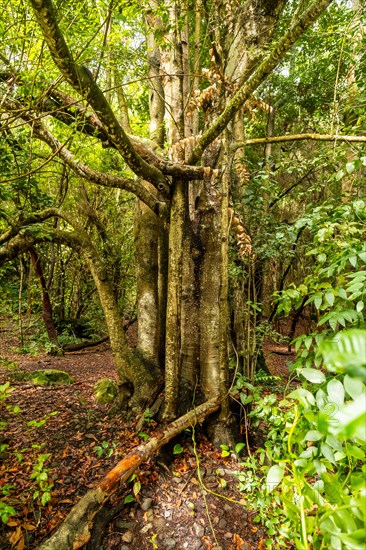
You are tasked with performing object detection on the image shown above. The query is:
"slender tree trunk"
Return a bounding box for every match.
[29,247,62,355]
[135,191,160,368]
[83,246,158,409]
[178,214,201,410]
[162,178,185,420]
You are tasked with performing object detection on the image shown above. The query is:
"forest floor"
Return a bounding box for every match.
[0,322,295,550]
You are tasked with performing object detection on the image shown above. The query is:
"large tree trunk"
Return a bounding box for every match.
[162,178,185,420]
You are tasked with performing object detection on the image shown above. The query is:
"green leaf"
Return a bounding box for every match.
[327,379,345,406]
[300,446,318,459]
[124,494,135,504]
[288,388,315,408]
[266,465,285,492]
[337,288,348,300]
[330,395,366,441]
[304,336,313,350]
[299,368,326,384]
[356,301,364,313]
[133,481,141,496]
[41,491,51,506]
[325,292,335,306]
[319,330,366,380]
[314,295,322,310]
[320,442,336,464]
[346,444,365,460]
[235,443,245,454]
[325,435,343,453]
[304,430,323,442]
[173,444,184,455]
[344,375,365,400]
[346,161,355,175]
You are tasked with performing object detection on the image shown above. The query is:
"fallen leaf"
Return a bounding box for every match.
[8,526,22,545]
[22,522,36,530]
[7,519,21,527]
[233,533,245,549]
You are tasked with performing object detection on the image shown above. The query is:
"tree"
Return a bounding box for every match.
[1,0,365,441]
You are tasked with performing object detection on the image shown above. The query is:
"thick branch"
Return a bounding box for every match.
[42,92,209,180]
[3,98,162,215]
[36,397,221,550]
[0,208,69,245]
[232,133,366,149]
[0,228,84,266]
[188,0,334,164]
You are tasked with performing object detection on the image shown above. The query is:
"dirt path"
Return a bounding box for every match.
[0,327,289,549]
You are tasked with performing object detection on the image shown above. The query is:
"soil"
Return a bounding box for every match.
[0,323,294,550]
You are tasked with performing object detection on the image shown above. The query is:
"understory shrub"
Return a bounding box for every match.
[236,329,366,549]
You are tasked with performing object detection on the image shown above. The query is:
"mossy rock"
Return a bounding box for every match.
[28,369,74,385]
[30,369,73,385]
[94,378,118,404]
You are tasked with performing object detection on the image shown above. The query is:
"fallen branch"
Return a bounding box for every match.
[62,336,109,352]
[62,319,136,352]
[36,396,221,550]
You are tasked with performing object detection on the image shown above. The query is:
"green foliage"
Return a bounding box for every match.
[30,454,53,505]
[0,502,17,525]
[0,358,18,371]
[93,440,118,458]
[237,329,366,549]
[29,369,73,386]
[274,200,366,371]
[173,444,184,455]
[94,378,118,404]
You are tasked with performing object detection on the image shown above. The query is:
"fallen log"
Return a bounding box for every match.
[62,335,109,352]
[62,318,137,352]
[37,396,221,550]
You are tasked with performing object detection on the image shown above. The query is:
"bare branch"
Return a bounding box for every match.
[232,133,366,150]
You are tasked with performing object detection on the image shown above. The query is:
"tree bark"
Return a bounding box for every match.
[162,178,185,420]
[29,247,62,355]
[135,192,160,368]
